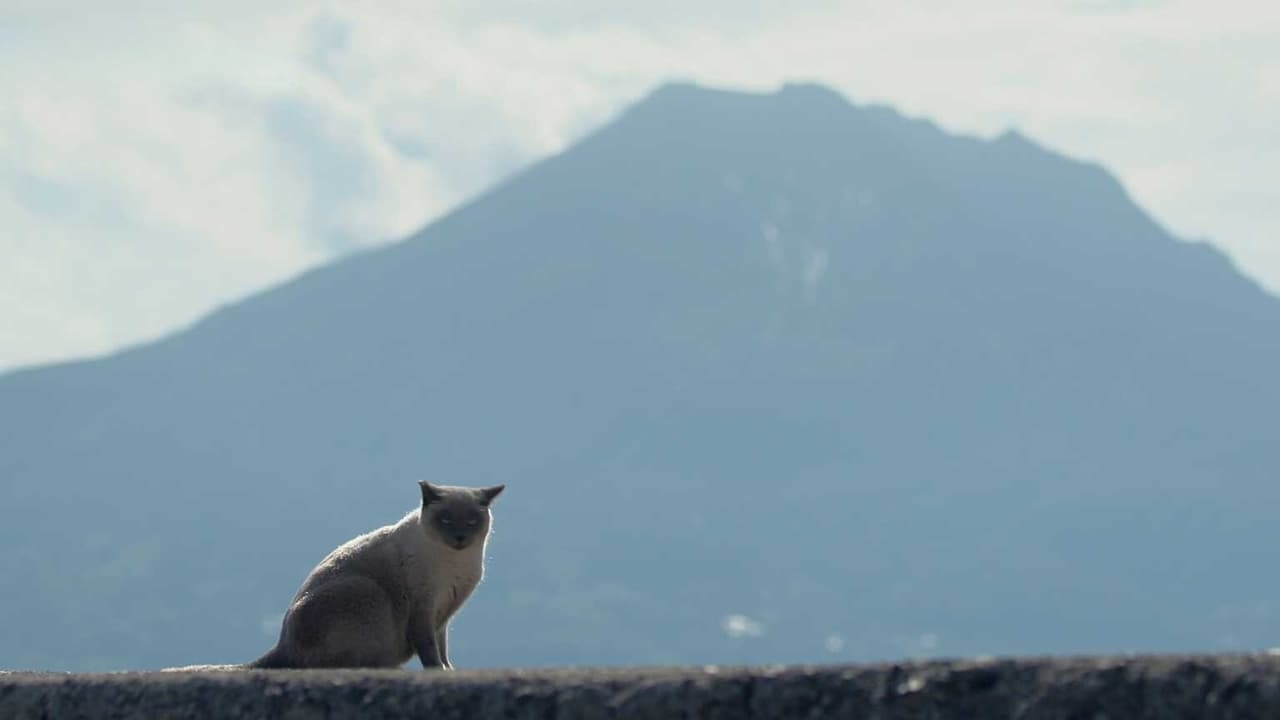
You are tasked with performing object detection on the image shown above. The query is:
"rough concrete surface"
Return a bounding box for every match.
[4,654,1280,719]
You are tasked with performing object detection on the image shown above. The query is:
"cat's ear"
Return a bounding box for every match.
[419,481,443,506]
[477,485,505,507]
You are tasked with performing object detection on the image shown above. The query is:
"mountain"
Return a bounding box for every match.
[2,83,1279,671]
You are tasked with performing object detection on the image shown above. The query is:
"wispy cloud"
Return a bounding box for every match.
[1,1,1276,370]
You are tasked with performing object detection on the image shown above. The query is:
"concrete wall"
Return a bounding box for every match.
[4,655,1280,719]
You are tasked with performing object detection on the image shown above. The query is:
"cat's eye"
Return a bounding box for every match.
[440,517,453,526]
[467,517,478,527]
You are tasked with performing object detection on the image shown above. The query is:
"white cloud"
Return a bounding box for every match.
[1,0,1276,371]
[824,633,845,653]
[722,613,765,638]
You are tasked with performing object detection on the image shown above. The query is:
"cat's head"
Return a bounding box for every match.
[418,481,505,550]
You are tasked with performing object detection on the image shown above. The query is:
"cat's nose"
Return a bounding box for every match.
[453,534,467,546]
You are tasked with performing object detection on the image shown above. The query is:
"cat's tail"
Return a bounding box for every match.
[159,663,247,672]
[161,646,289,671]
[243,646,291,669]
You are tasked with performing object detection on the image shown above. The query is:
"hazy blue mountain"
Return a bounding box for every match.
[2,83,1279,671]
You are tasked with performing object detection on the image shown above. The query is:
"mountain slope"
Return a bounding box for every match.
[3,82,1279,670]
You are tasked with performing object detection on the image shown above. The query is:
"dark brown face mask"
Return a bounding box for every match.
[419,481,505,549]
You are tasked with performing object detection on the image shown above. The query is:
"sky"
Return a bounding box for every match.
[1,0,1277,372]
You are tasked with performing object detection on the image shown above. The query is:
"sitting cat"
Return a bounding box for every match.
[166,481,504,671]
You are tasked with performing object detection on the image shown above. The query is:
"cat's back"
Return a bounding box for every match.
[298,521,405,592]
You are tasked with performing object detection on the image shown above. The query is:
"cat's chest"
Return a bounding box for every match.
[414,550,481,605]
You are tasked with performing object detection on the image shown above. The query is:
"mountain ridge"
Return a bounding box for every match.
[2,81,1278,671]
[3,81,1263,383]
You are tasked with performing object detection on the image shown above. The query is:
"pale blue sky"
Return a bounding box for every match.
[1,0,1276,371]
